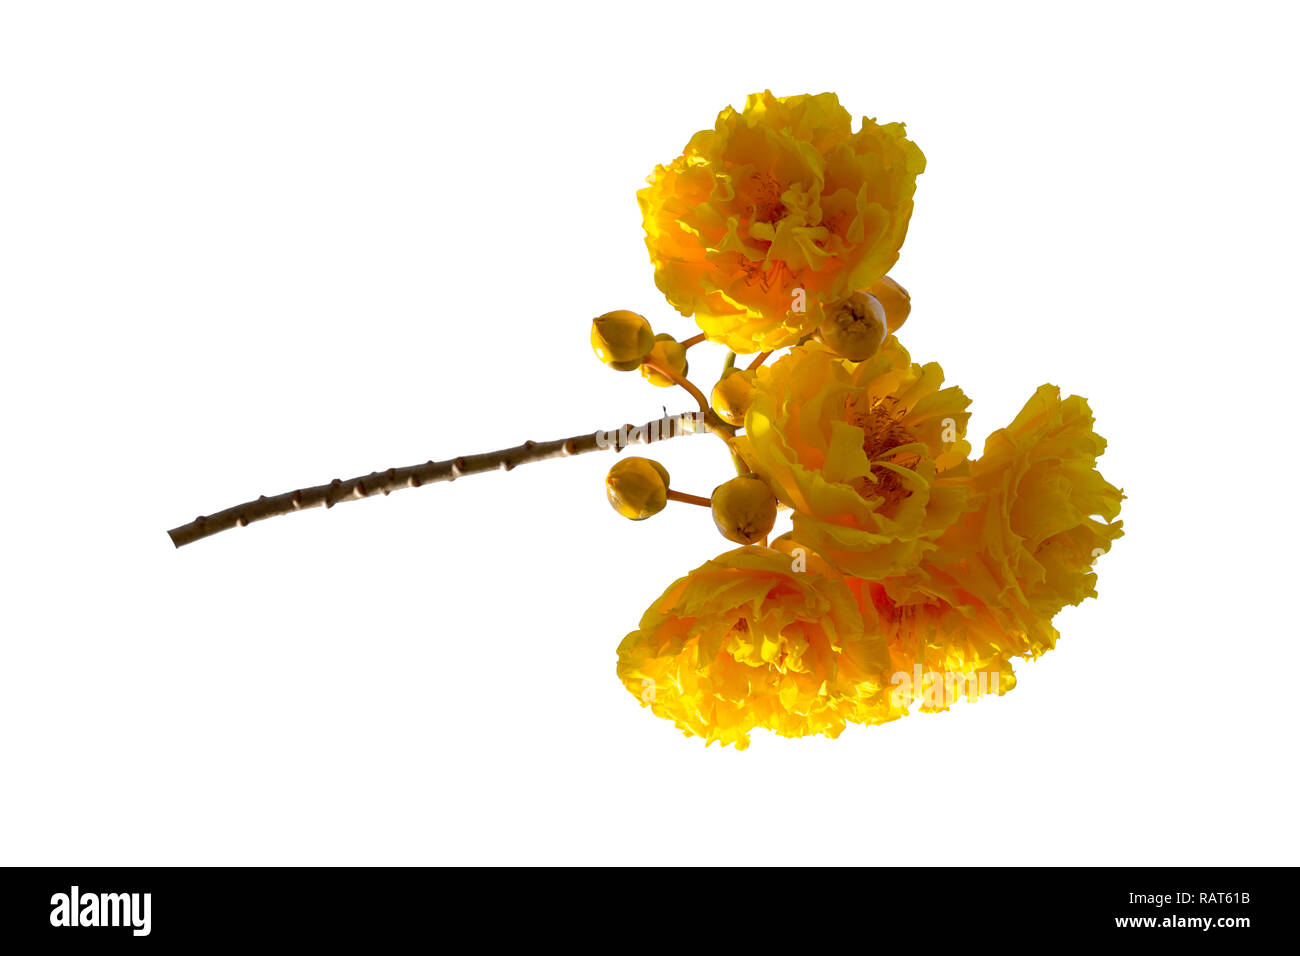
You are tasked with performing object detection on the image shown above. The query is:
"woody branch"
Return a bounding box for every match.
[167,410,708,548]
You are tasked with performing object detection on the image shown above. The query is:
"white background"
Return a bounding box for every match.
[2,1,1297,865]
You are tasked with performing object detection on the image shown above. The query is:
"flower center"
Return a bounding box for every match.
[738,258,789,292]
[747,172,786,224]
[845,395,922,510]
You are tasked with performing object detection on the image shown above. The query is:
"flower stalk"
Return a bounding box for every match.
[665,489,711,507]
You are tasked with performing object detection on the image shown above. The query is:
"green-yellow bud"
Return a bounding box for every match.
[817,292,887,362]
[591,310,654,371]
[640,333,689,387]
[710,475,777,544]
[605,457,670,520]
[711,367,756,427]
[866,276,911,333]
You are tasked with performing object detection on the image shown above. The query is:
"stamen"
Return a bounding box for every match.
[748,172,786,224]
[845,395,922,510]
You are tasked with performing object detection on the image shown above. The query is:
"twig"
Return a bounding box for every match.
[641,358,751,476]
[167,410,705,548]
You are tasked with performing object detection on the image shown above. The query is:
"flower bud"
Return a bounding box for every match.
[711,475,777,544]
[817,292,887,361]
[641,333,689,387]
[591,310,654,371]
[866,276,911,332]
[711,368,756,427]
[605,457,670,520]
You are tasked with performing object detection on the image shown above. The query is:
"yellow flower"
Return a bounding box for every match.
[881,385,1124,670]
[974,385,1124,619]
[638,91,925,353]
[740,340,973,579]
[849,578,1018,713]
[616,547,895,749]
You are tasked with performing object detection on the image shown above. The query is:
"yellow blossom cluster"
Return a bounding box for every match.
[610,92,1122,747]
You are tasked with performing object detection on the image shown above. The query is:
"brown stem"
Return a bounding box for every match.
[666,489,711,507]
[167,410,706,548]
[680,332,707,349]
[746,351,773,371]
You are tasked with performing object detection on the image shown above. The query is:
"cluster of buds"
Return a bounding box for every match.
[591,309,781,547]
[591,280,908,546]
[590,310,688,386]
[603,459,778,543]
